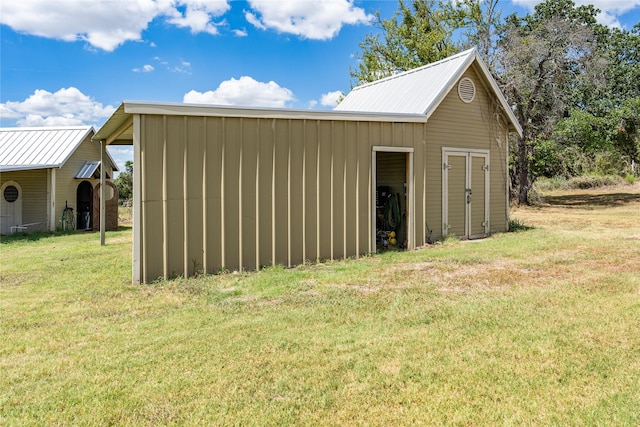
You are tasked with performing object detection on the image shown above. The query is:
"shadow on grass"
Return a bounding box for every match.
[0,226,132,244]
[542,192,640,207]
[0,230,79,244]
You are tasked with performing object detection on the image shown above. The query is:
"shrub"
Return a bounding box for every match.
[508,218,533,232]
[535,176,569,192]
[624,174,637,184]
[566,174,623,189]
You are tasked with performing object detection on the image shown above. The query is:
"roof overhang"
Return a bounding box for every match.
[0,164,60,173]
[94,101,430,146]
[75,160,112,179]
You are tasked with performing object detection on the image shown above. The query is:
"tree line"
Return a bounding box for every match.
[350,0,639,204]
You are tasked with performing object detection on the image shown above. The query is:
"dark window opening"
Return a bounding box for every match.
[4,185,18,203]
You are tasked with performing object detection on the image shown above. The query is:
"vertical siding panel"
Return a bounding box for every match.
[357,122,372,254]
[345,121,358,258]
[332,121,345,259]
[186,116,205,276]
[241,118,258,271]
[254,119,261,269]
[238,119,243,270]
[183,117,189,276]
[289,119,304,266]
[258,119,274,267]
[205,117,223,273]
[165,116,186,278]
[201,117,208,273]
[317,121,332,261]
[304,120,318,262]
[410,123,424,246]
[220,118,226,269]
[271,119,276,266]
[273,119,289,266]
[141,116,163,282]
[223,118,241,271]
[422,124,429,243]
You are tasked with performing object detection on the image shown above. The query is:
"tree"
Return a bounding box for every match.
[350,0,463,85]
[115,160,133,202]
[495,0,605,203]
[541,23,640,179]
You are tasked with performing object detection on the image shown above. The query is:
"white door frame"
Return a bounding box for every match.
[371,146,414,252]
[442,147,490,239]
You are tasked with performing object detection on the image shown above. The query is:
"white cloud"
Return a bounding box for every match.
[233,28,249,37]
[169,60,192,74]
[245,0,374,40]
[133,64,155,73]
[319,90,343,107]
[0,0,230,51]
[184,76,294,108]
[510,0,640,28]
[0,87,116,127]
[164,0,230,35]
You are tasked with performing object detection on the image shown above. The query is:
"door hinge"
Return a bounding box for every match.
[482,221,489,228]
[482,164,489,171]
[443,163,452,170]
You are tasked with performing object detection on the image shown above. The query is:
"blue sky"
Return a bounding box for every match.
[1,0,639,171]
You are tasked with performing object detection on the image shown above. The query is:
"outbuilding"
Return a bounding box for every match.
[95,48,521,283]
[0,126,119,234]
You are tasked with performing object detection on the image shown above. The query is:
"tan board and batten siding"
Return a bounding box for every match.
[95,48,521,284]
[136,114,427,282]
[425,67,510,236]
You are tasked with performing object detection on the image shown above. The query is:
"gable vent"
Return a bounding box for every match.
[458,77,476,103]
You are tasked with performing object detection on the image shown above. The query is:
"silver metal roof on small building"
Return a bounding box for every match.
[0,126,118,172]
[75,161,103,179]
[336,48,522,136]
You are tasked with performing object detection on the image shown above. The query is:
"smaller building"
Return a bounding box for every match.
[0,126,119,235]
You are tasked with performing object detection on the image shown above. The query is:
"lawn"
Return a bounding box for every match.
[1,185,639,425]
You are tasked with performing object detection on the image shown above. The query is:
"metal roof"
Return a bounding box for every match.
[336,48,522,136]
[75,161,102,179]
[0,126,118,172]
[94,101,430,145]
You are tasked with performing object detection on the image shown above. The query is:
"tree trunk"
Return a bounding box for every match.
[516,135,530,205]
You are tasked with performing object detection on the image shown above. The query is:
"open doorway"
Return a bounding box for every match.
[373,149,412,251]
[76,181,93,230]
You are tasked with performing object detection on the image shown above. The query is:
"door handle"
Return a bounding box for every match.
[466,188,472,204]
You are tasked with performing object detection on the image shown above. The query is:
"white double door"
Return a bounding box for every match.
[442,149,489,239]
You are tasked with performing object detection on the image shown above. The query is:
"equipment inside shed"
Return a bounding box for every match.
[376,152,407,251]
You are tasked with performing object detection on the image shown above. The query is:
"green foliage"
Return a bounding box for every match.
[535,176,569,192]
[352,0,639,203]
[508,218,533,232]
[566,174,623,189]
[350,0,471,85]
[114,160,133,203]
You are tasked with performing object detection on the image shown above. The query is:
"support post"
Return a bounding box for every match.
[100,140,106,246]
[49,168,57,231]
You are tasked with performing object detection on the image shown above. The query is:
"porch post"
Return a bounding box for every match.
[100,140,106,246]
[49,168,57,231]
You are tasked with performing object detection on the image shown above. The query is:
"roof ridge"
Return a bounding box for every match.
[0,125,93,132]
[352,48,477,91]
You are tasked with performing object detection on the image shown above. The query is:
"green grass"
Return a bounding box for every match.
[1,189,640,425]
